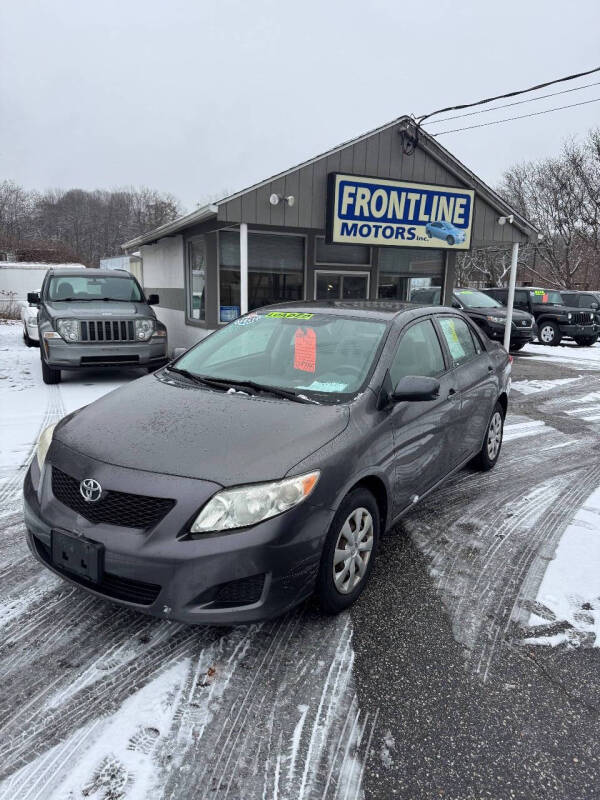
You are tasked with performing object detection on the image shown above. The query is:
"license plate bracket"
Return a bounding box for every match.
[51,530,104,583]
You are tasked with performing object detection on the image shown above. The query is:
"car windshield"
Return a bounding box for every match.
[454,289,502,308]
[410,288,441,304]
[530,289,564,305]
[47,275,142,302]
[173,310,388,402]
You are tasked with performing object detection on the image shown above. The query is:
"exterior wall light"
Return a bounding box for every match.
[269,194,295,207]
[498,215,514,225]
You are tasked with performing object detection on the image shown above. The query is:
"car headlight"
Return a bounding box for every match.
[135,319,155,341]
[36,423,56,469]
[190,470,320,534]
[27,315,38,326]
[56,319,81,342]
[486,315,506,324]
[567,313,572,320]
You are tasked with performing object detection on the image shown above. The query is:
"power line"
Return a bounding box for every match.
[431,97,600,136]
[417,66,600,124]
[422,80,600,126]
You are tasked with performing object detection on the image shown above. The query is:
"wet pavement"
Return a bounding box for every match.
[1,323,600,799]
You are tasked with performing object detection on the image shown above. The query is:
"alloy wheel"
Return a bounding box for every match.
[332,507,374,594]
[487,411,503,460]
[540,325,555,343]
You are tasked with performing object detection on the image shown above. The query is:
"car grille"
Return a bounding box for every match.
[32,536,161,605]
[571,312,593,325]
[51,466,175,529]
[512,319,532,328]
[80,319,136,342]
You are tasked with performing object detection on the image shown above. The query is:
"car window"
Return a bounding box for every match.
[390,319,446,386]
[438,317,478,367]
[47,275,142,302]
[514,290,528,305]
[578,295,596,309]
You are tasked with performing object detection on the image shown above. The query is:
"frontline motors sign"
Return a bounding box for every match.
[326,173,475,250]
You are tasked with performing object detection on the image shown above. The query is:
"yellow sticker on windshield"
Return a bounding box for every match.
[266,312,314,319]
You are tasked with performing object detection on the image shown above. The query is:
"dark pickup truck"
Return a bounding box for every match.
[29,267,169,384]
[482,286,598,347]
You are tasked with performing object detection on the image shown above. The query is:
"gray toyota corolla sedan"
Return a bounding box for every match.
[24,301,511,624]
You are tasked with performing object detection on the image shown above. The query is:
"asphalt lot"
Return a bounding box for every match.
[1,320,600,800]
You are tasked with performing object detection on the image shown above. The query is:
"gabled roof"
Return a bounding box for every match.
[122,115,536,251]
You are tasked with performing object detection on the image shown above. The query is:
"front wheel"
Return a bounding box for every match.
[316,488,379,614]
[509,341,526,352]
[23,327,33,347]
[446,235,455,245]
[574,336,598,347]
[41,356,61,384]
[538,321,561,346]
[474,402,504,471]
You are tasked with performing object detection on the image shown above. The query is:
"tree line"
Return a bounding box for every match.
[0,183,182,266]
[458,126,600,290]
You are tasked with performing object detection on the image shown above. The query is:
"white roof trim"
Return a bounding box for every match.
[121,204,218,251]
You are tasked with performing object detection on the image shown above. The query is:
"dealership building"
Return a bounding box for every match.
[122,116,536,349]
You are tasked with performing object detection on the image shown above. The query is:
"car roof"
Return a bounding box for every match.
[46,268,133,278]
[257,299,446,321]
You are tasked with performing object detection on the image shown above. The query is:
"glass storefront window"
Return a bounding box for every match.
[315,237,371,266]
[219,231,304,321]
[377,247,444,302]
[188,238,206,321]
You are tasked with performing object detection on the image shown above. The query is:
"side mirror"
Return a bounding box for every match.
[391,376,440,402]
[591,302,599,311]
[147,294,159,305]
[27,292,40,305]
[172,347,187,360]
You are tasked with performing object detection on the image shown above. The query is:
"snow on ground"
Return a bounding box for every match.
[511,377,579,395]
[522,483,600,648]
[520,340,600,370]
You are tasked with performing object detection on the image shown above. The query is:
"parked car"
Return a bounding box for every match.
[24,301,511,625]
[20,300,39,346]
[560,291,600,341]
[410,286,536,351]
[28,268,169,384]
[425,220,466,245]
[482,286,598,346]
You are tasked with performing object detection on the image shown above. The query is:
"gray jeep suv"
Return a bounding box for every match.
[29,268,168,384]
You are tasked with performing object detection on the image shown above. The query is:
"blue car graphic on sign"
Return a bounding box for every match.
[425,220,466,245]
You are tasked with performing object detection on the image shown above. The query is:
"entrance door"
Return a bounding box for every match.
[315,271,369,301]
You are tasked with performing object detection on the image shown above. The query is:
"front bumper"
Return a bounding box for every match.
[560,323,598,338]
[42,337,168,369]
[25,322,40,341]
[23,443,330,625]
[483,322,535,345]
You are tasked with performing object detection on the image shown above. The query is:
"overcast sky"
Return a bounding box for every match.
[1,0,599,212]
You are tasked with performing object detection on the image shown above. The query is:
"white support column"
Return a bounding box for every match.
[503,241,519,352]
[240,223,248,316]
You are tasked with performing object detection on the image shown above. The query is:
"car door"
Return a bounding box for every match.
[436,315,497,461]
[386,317,458,515]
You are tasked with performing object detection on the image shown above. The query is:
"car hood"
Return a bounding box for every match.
[54,373,350,486]
[44,300,152,319]
[467,307,532,321]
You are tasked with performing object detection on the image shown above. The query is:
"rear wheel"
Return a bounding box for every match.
[538,321,561,346]
[41,356,61,384]
[474,402,504,471]
[316,488,379,614]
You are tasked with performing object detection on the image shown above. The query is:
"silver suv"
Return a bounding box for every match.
[28,268,168,384]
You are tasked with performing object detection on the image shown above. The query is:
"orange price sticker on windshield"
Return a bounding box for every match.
[294,327,316,372]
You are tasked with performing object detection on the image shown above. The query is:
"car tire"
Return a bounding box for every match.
[509,342,526,351]
[41,356,61,384]
[316,488,380,614]
[474,402,504,471]
[574,336,598,347]
[446,235,455,245]
[538,320,561,346]
[23,327,33,347]
[427,230,432,238]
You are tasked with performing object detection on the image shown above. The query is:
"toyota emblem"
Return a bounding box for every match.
[79,478,102,503]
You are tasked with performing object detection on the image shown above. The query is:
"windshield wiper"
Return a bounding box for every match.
[100,297,132,302]
[166,367,313,403]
